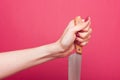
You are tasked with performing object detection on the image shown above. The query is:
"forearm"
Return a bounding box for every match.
[0,42,63,79]
[0,16,92,80]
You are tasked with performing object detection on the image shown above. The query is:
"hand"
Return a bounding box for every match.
[0,16,92,79]
[55,16,92,57]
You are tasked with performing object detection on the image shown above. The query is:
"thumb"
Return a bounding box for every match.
[74,16,83,25]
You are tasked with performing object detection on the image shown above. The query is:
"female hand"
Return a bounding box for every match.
[55,16,92,57]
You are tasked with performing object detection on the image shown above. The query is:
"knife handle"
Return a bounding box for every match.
[74,16,82,55]
[75,44,82,55]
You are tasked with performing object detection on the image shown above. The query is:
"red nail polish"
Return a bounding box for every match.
[85,16,90,22]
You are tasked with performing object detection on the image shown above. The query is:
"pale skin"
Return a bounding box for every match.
[0,16,92,79]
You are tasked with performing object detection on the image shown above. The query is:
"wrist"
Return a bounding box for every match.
[53,41,65,53]
[45,41,67,58]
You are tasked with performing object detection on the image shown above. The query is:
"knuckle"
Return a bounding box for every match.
[80,33,88,39]
[80,42,88,46]
[77,37,84,42]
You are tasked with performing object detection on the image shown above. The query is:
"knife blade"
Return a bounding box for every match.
[68,16,83,80]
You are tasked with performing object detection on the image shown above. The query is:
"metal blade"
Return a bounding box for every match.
[68,53,82,80]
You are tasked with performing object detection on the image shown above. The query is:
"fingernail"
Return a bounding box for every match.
[85,16,90,22]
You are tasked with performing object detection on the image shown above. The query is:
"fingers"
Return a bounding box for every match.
[80,41,88,46]
[74,39,89,47]
[79,28,92,39]
[74,16,92,47]
[75,34,91,47]
[63,16,92,47]
[73,17,91,33]
[81,17,91,29]
[75,27,92,46]
[82,21,91,32]
[76,35,91,42]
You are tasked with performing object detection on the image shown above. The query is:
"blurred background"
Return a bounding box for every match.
[0,0,120,80]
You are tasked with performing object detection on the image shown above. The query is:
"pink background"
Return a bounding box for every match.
[0,0,120,80]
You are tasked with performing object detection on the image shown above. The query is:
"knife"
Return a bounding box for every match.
[68,16,83,80]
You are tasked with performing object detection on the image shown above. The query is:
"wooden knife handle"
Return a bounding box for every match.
[74,16,82,55]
